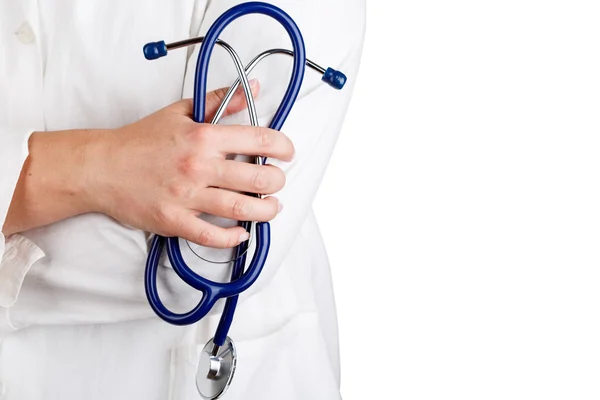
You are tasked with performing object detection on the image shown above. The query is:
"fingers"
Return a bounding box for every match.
[210,160,285,195]
[176,190,280,248]
[199,189,281,223]
[208,125,295,162]
[170,80,260,121]
[177,211,250,249]
[205,79,260,122]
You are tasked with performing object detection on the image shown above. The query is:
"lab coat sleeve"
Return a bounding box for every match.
[0,128,45,329]
[180,0,365,300]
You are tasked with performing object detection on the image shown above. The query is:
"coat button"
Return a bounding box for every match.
[14,21,36,45]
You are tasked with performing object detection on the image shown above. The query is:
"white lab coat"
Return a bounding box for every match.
[0,1,364,399]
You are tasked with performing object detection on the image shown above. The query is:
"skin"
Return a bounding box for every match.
[2,80,295,248]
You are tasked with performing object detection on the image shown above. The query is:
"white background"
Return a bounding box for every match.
[314,1,600,399]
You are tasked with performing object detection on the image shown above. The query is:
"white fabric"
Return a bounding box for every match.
[0,1,364,399]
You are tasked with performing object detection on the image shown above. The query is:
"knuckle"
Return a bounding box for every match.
[255,127,273,149]
[189,124,214,146]
[231,199,250,220]
[168,214,185,236]
[207,89,228,114]
[214,88,228,101]
[195,229,215,246]
[177,155,204,177]
[168,184,193,200]
[153,205,175,227]
[225,234,239,249]
[252,169,269,192]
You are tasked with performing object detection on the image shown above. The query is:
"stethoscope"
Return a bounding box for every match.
[142,2,346,398]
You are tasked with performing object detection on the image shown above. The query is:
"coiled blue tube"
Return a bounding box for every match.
[145,2,307,335]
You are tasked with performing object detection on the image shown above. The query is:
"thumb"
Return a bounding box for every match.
[204,79,260,122]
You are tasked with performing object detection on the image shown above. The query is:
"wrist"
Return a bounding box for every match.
[3,129,116,235]
[28,129,111,216]
[76,128,116,214]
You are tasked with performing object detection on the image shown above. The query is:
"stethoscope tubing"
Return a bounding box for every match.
[144,2,307,338]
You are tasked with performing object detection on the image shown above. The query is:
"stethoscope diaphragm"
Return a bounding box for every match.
[196,336,237,400]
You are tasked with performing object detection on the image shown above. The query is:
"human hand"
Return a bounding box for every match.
[88,81,294,248]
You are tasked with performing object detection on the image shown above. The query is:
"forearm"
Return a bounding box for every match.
[2,129,105,236]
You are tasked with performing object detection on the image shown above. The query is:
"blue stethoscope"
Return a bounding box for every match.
[143,2,346,398]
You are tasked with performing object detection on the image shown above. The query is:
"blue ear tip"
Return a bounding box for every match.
[143,41,167,60]
[322,67,347,90]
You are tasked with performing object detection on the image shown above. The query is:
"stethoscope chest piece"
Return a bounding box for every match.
[196,337,237,400]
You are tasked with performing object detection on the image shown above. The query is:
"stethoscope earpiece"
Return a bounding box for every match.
[142,40,167,60]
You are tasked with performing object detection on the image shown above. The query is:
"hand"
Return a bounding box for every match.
[88,81,294,248]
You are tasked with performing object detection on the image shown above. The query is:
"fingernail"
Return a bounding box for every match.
[278,201,284,214]
[239,232,250,243]
[250,78,259,89]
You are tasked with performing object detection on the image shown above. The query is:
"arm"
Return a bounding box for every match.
[0,86,292,331]
[3,87,288,247]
